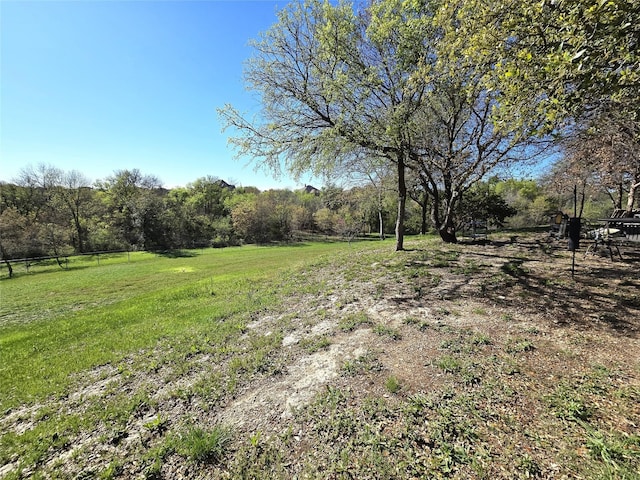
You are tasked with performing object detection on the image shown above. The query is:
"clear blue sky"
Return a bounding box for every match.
[1,0,319,190]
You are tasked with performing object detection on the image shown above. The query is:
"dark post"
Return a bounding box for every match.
[569,185,580,278]
[568,217,581,251]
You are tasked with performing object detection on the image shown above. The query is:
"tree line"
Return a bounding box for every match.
[1,160,625,275]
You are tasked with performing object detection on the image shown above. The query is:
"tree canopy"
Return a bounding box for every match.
[219,0,547,245]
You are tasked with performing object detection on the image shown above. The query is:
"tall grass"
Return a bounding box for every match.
[0,243,353,412]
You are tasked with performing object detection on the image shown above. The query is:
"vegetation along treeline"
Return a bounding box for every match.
[0,160,630,268]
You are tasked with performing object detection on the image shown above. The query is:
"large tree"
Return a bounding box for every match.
[97,169,164,249]
[219,0,433,250]
[220,0,546,245]
[408,76,542,242]
[56,170,93,253]
[554,107,640,215]
[404,0,550,242]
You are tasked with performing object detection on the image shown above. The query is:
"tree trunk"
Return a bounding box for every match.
[378,209,385,240]
[73,216,84,253]
[395,155,406,251]
[420,193,428,235]
[438,229,457,243]
[438,222,458,243]
[624,180,640,216]
[1,244,13,278]
[616,183,624,210]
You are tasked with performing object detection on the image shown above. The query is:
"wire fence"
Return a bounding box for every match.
[0,249,134,278]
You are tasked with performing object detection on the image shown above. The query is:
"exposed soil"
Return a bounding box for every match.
[2,234,639,479]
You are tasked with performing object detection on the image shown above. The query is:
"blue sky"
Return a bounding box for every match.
[1,0,320,190]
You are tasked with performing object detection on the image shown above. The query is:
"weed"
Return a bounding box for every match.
[226,432,288,477]
[373,323,402,340]
[516,454,541,477]
[338,311,372,332]
[342,352,384,376]
[403,316,431,331]
[501,260,528,277]
[317,385,348,410]
[434,355,462,374]
[452,259,483,275]
[461,365,483,386]
[500,313,514,322]
[440,338,464,352]
[373,282,386,299]
[430,250,461,268]
[498,357,521,375]
[405,392,432,416]
[470,333,492,346]
[546,385,592,421]
[505,338,535,353]
[99,461,122,480]
[385,375,401,393]
[299,335,332,353]
[143,416,168,434]
[172,425,232,463]
[406,265,430,279]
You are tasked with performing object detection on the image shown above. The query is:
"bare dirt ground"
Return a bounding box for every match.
[2,233,639,479]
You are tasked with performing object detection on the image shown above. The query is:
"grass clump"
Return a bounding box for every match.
[338,311,372,332]
[385,375,401,394]
[403,316,431,331]
[505,338,535,354]
[299,335,332,353]
[373,323,402,340]
[342,352,384,376]
[434,355,463,374]
[171,425,232,463]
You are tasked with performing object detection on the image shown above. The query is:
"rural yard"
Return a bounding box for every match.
[1,234,639,479]
[3,0,638,478]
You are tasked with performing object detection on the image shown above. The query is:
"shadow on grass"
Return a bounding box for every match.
[393,238,640,338]
[481,256,639,337]
[153,250,199,258]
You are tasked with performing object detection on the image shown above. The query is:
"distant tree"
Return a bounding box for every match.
[0,208,29,276]
[13,164,60,222]
[335,155,395,240]
[556,109,639,216]
[495,178,559,227]
[230,190,296,243]
[12,164,72,259]
[97,169,163,249]
[313,207,336,235]
[406,170,431,235]
[56,170,93,253]
[457,181,517,231]
[187,176,232,218]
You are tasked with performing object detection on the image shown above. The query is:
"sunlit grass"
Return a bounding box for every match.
[0,243,354,412]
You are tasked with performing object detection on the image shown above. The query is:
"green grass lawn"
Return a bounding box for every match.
[0,242,356,412]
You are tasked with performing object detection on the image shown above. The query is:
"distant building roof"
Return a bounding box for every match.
[216,180,236,190]
[303,185,320,195]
